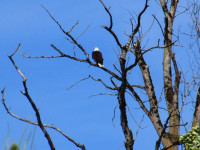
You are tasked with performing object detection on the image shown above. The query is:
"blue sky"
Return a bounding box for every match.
[0,0,196,150]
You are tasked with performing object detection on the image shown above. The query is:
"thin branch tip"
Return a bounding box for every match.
[9,43,21,57]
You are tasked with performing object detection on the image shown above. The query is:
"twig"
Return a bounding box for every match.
[134,115,145,141]
[130,85,145,90]
[127,104,145,129]
[126,83,149,116]
[68,21,79,34]
[89,75,117,90]
[112,102,119,128]
[142,40,181,55]
[66,76,90,90]
[89,92,117,98]
[113,64,122,75]
[158,88,164,103]
[110,77,119,90]
[179,75,200,112]
[76,22,93,40]
[152,14,164,36]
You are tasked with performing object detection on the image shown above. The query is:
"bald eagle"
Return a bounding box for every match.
[92,47,104,68]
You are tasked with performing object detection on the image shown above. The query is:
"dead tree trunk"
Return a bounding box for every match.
[159,0,180,149]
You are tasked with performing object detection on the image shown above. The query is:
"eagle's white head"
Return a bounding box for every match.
[94,47,99,51]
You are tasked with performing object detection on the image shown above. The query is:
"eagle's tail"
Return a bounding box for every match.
[98,63,104,68]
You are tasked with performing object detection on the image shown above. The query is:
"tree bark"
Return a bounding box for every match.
[118,48,134,150]
[159,1,180,149]
[193,87,200,127]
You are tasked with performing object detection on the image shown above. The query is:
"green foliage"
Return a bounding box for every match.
[179,126,200,150]
[10,143,19,150]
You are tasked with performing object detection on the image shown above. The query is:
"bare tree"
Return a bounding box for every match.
[2,0,200,150]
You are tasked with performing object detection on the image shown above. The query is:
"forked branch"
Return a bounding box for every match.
[99,0,123,49]
[1,89,86,150]
[126,0,149,48]
[99,0,113,29]
[41,5,89,60]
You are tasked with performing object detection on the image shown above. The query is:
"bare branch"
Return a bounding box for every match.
[113,64,122,75]
[155,112,172,150]
[102,25,123,49]
[130,85,145,90]
[99,0,123,49]
[134,115,145,141]
[158,88,164,103]
[152,14,164,36]
[126,104,145,130]
[126,57,138,71]
[51,44,90,63]
[99,0,113,29]
[8,44,55,150]
[52,45,122,81]
[66,75,118,91]
[126,83,149,115]
[110,77,119,90]
[126,0,149,48]
[41,5,89,60]
[112,102,119,128]
[1,89,86,150]
[68,21,79,34]
[89,75,117,90]
[10,43,21,57]
[66,76,90,90]
[89,92,117,98]
[76,22,93,40]
[142,40,182,55]
[20,43,122,82]
[9,43,26,80]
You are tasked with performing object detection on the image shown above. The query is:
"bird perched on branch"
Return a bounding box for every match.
[92,47,104,68]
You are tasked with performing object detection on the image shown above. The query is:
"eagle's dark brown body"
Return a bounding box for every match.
[92,48,104,67]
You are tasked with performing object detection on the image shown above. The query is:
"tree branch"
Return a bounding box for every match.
[152,14,164,36]
[89,75,117,90]
[1,89,86,150]
[155,112,172,150]
[126,0,149,48]
[99,0,113,29]
[126,83,149,116]
[133,40,164,139]
[41,5,89,60]
[8,44,56,150]
[51,44,122,81]
[99,0,123,49]
[102,26,123,49]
